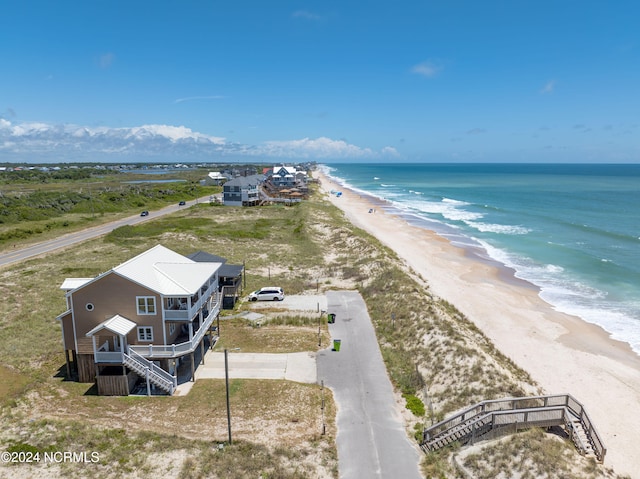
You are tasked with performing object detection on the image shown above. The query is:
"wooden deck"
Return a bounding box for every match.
[421,394,606,463]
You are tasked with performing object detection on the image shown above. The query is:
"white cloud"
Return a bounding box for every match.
[259,137,375,159]
[0,120,396,162]
[411,61,443,78]
[540,80,555,94]
[127,124,226,144]
[381,146,400,157]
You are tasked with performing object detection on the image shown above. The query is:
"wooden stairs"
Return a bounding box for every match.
[123,349,177,395]
[420,394,605,463]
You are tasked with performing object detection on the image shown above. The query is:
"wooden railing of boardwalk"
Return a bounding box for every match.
[420,394,606,463]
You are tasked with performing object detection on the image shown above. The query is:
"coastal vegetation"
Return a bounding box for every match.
[0,167,626,478]
[0,166,221,247]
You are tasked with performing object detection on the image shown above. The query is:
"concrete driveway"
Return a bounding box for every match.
[194,351,317,383]
[246,294,328,313]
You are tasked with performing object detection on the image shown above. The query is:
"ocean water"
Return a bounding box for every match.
[322,163,640,355]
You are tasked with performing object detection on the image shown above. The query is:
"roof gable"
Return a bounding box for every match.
[273,165,297,176]
[86,314,136,337]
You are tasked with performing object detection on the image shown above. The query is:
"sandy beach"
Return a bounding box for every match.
[317,170,640,478]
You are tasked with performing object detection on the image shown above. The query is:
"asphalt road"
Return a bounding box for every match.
[317,291,422,479]
[0,195,213,268]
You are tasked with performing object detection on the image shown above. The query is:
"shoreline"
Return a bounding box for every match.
[317,169,640,477]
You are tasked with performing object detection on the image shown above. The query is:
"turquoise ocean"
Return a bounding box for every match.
[322,163,640,355]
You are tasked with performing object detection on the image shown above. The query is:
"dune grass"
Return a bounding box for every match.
[0,173,624,478]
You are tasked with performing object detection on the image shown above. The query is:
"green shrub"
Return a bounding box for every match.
[403,393,426,417]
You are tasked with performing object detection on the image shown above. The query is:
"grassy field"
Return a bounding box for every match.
[0,167,222,250]
[0,169,627,479]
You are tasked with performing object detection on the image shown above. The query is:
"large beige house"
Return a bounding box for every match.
[57,245,222,396]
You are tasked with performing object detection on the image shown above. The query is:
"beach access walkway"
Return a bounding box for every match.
[317,291,422,479]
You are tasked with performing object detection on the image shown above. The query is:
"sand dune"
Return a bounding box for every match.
[318,169,640,478]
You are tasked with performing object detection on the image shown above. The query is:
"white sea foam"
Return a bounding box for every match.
[442,197,470,205]
[465,221,532,235]
[323,163,640,355]
[400,198,484,222]
[477,239,640,355]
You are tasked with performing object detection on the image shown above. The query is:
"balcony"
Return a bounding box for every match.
[162,282,216,321]
[129,295,221,359]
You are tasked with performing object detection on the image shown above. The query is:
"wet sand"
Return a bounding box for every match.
[318,169,640,477]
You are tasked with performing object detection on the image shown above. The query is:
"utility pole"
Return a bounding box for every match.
[225,349,232,444]
[224,347,240,444]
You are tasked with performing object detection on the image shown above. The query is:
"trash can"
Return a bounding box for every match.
[333,339,341,351]
[328,313,336,324]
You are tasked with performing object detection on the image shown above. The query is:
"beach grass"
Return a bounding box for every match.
[0,173,625,478]
[458,428,625,479]
[214,317,330,353]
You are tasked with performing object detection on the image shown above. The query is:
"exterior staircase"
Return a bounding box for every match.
[420,394,605,463]
[123,349,177,395]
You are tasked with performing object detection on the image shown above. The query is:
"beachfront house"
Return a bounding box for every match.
[269,165,309,188]
[222,174,264,206]
[57,245,222,396]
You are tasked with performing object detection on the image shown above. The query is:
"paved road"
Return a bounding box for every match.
[0,196,212,268]
[317,291,422,479]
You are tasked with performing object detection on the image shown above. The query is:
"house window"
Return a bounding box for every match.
[85,303,94,311]
[137,326,153,342]
[169,323,176,335]
[136,296,156,315]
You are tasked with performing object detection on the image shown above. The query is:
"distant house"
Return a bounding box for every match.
[271,165,299,187]
[57,245,223,396]
[203,171,228,186]
[222,174,264,206]
[258,165,310,203]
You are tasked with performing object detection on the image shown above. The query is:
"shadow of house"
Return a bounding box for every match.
[188,251,244,310]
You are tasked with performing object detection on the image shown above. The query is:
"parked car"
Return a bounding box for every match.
[140,211,149,216]
[248,287,285,302]
[178,201,186,206]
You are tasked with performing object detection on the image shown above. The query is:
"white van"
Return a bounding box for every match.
[248,287,285,302]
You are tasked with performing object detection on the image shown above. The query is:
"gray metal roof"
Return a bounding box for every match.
[112,245,221,296]
[224,174,264,187]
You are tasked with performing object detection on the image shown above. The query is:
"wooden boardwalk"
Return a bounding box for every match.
[420,394,606,463]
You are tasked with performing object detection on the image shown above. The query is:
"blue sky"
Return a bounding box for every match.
[1,1,639,163]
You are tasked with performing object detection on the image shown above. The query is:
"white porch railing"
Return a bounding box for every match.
[94,350,177,394]
[123,349,176,394]
[95,351,125,363]
[162,282,216,321]
[130,295,220,359]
